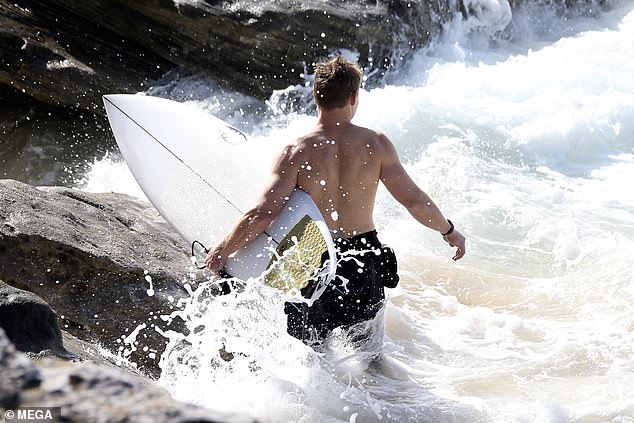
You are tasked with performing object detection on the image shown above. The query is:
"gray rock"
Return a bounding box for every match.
[0,280,73,358]
[0,179,197,377]
[0,0,456,111]
[0,328,254,422]
[23,360,254,423]
[0,0,612,112]
[0,327,41,408]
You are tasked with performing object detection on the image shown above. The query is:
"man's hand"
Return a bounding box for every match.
[443,230,466,261]
[204,244,227,273]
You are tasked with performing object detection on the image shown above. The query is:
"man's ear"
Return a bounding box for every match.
[350,90,359,105]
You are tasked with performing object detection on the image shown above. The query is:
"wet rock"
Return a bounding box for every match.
[0,0,613,113]
[0,280,73,358]
[0,328,41,408]
[0,328,254,422]
[0,84,116,187]
[24,361,254,423]
[0,0,456,111]
[0,179,198,377]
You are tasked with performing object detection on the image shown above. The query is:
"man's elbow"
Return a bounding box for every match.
[402,197,434,220]
[399,195,425,213]
[245,208,276,232]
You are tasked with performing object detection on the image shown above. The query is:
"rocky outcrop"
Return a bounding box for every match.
[1,0,614,113]
[0,281,72,358]
[0,183,254,420]
[0,179,197,377]
[0,0,456,111]
[0,328,254,422]
[0,327,40,408]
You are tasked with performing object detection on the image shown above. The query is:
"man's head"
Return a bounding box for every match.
[313,56,362,110]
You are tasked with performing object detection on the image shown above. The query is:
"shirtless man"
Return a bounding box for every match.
[206,56,465,345]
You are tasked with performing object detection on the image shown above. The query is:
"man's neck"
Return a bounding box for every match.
[316,108,354,131]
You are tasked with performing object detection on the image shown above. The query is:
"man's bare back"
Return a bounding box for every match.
[288,122,384,237]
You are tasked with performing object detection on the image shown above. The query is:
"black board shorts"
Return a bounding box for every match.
[285,230,399,346]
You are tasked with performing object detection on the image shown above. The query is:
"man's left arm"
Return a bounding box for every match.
[205,146,298,272]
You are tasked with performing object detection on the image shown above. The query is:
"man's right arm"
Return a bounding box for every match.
[378,133,465,260]
[205,143,300,271]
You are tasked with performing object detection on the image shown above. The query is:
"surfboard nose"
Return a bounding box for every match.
[103,94,127,107]
[103,94,122,113]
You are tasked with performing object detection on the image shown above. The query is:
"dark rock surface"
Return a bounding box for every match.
[0,184,253,420]
[1,0,611,114]
[0,280,73,358]
[0,0,457,111]
[0,328,254,422]
[0,83,116,187]
[0,179,198,377]
[0,327,40,408]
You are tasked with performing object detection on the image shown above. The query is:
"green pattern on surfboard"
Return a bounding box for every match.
[264,215,327,292]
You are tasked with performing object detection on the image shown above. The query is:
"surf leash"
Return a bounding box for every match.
[191,240,209,270]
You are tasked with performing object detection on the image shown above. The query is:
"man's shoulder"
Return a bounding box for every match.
[351,125,391,148]
[291,131,323,149]
[351,124,388,138]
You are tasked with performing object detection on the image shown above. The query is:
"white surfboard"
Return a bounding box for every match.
[103,94,336,302]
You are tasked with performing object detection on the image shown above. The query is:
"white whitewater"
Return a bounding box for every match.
[81,1,634,421]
